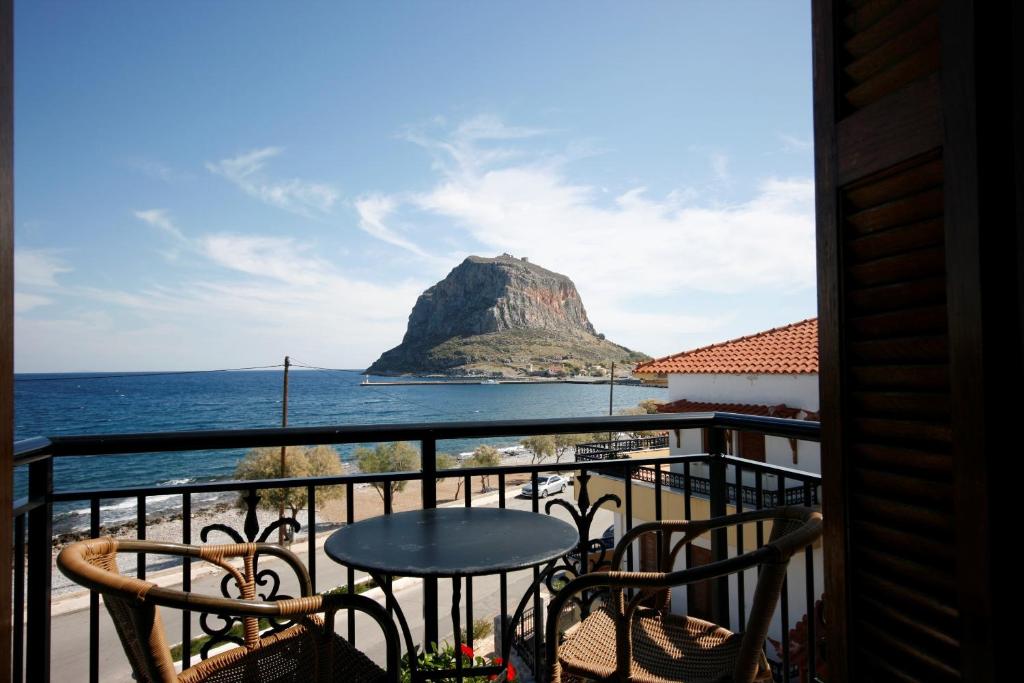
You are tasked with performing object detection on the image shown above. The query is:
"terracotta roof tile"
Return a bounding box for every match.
[635,318,818,375]
[656,398,819,422]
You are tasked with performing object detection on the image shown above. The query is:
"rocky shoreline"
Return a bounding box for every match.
[47,452,541,596]
[50,501,238,549]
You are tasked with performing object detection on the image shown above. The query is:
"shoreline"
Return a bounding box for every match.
[49,444,531,539]
[46,451,547,597]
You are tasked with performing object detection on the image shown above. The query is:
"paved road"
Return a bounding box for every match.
[49,481,614,682]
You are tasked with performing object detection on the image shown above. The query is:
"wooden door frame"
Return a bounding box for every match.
[1,0,14,674]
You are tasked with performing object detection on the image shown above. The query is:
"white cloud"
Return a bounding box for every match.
[16,119,816,370]
[124,158,192,183]
[368,117,816,355]
[15,209,427,370]
[206,147,338,216]
[14,292,52,313]
[353,194,436,260]
[135,209,188,243]
[200,234,335,287]
[778,133,813,153]
[15,249,71,288]
[710,152,730,183]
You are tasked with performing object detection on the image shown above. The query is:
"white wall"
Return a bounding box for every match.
[664,371,820,476]
[667,373,818,412]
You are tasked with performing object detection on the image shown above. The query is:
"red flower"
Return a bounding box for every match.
[489,657,517,681]
[460,643,475,660]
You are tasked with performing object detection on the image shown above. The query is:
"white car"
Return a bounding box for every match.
[521,474,568,498]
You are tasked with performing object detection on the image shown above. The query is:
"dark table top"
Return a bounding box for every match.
[324,507,580,578]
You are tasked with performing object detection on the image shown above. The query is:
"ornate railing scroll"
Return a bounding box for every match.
[196,487,302,658]
[543,472,621,617]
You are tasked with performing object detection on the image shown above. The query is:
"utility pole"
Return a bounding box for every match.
[608,360,615,442]
[609,361,615,415]
[278,356,290,545]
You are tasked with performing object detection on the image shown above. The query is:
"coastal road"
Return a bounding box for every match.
[48,482,615,682]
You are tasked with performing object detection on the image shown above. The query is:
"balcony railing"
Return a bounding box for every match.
[12,412,821,683]
[574,434,669,460]
[574,435,821,507]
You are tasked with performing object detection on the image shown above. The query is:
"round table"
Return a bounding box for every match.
[325,507,579,681]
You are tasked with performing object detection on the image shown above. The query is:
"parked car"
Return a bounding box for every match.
[520,474,568,498]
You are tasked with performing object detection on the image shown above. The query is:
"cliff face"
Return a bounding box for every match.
[402,255,596,343]
[368,255,646,376]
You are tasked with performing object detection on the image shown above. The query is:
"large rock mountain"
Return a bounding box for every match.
[367,254,647,376]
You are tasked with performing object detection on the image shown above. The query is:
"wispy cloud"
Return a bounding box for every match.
[778,133,813,153]
[353,194,436,260]
[366,116,816,353]
[206,147,339,217]
[15,249,72,288]
[135,209,188,243]
[710,152,730,183]
[123,158,193,183]
[14,292,52,313]
[16,229,426,371]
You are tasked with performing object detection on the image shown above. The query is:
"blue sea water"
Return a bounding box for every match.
[14,369,663,531]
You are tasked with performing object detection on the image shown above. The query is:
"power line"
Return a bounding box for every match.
[288,361,363,373]
[14,364,285,383]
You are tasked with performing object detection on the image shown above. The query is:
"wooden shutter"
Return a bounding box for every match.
[685,545,713,621]
[737,431,766,462]
[815,1,1018,680]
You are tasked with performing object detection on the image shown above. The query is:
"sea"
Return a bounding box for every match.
[14,369,664,533]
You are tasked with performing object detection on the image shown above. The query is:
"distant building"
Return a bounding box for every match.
[635,317,820,472]
[582,318,822,646]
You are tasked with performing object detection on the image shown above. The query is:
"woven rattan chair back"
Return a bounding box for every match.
[60,537,178,681]
[57,537,397,683]
[547,505,823,683]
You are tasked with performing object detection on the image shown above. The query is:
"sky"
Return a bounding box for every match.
[13,1,815,372]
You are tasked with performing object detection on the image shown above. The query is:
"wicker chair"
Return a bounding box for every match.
[545,506,823,683]
[57,537,399,683]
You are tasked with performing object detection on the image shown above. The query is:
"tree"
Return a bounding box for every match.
[520,435,555,465]
[234,445,344,518]
[466,445,501,492]
[553,433,590,463]
[354,442,420,503]
[638,399,664,414]
[436,452,464,500]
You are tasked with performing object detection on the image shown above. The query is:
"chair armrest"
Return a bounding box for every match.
[117,540,314,597]
[144,588,401,680]
[609,520,695,571]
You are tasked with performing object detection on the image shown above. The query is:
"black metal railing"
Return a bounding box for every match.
[630,464,820,506]
[574,434,669,460]
[12,412,821,683]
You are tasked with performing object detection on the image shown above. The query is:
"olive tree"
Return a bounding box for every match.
[353,441,420,503]
[638,399,664,414]
[466,445,501,492]
[234,445,344,518]
[553,433,590,463]
[520,435,555,465]
[436,452,464,500]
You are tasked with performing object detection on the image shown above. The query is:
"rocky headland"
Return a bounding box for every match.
[367,254,647,376]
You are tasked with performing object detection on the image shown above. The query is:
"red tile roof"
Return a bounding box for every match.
[635,318,818,375]
[656,398,819,422]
